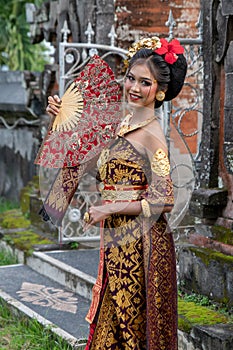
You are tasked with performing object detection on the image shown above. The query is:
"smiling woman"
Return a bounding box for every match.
[124,65,158,109]
[38,36,187,350]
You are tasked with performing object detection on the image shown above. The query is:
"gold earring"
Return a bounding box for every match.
[156,91,165,101]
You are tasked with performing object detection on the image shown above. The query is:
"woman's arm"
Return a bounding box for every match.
[83,196,173,231]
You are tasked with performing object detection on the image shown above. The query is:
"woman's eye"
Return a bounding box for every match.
[141,80,152,86]
[126,75,134,82]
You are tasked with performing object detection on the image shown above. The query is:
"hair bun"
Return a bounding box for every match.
[165,54,187,101]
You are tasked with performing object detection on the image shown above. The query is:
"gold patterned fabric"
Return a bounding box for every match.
[151,148,170,177]
[86,137,177,350]
[42,162,88,226]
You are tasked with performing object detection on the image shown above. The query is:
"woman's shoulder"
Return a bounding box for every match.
[142,119,168,154]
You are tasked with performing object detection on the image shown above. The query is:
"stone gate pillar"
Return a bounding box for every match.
[190,0,233,227]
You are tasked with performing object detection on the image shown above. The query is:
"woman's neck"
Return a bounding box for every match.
[129,107,156,124]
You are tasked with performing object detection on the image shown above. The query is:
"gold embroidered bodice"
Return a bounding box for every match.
[97,136,174,208]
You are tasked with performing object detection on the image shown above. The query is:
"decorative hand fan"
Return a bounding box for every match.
[35,55,122,168]
[50,82,84,132]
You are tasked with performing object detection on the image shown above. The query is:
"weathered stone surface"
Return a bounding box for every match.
[222,0,233,16]
[178,245,233,306]
[223,42,233,174]
[189,233,233,256]
[199,0,221,189]
[0,72,29,114]
[0,128,39,201]
[191,188,228,206]
[178,324,233,349]
[190,188,228,219]
[191,324,233,350]
[215,2,229,63]
[29,194,57,235]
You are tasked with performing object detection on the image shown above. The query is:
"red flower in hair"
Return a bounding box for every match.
[155,38,184,64]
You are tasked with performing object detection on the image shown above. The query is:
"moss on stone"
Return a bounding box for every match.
[4,230,53,253]
[211,225,233,245]
[1,208,53,254]
[20,176,39,215]
[178,297,231,332]
[0,209,30,229]
[190,246,233,266]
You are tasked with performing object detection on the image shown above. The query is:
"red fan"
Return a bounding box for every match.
[35,55,122,168]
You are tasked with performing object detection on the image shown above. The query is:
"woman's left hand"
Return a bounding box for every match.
[83,205,110,231]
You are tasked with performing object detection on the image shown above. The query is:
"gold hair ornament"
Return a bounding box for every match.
[124,36,161,70]
[124,37,185,70]
[156,91,166,101]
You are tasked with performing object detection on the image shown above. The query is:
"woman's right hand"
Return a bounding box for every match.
[46,95,61,117]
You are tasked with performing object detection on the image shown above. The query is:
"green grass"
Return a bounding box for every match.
[0,248,18,266]
[0,198,19,214]
[0,300,86,350]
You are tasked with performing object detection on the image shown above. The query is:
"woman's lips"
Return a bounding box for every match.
[129,93,141,101]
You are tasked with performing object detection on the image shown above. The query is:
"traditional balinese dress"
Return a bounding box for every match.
[39,115,177,350]
[85,119,177,350]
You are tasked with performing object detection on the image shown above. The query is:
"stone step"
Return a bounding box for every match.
[26,249,99,300]
[1,249,233,349]
[0,263,90,347]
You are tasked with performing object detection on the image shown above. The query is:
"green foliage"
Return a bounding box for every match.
[182,292,210,307]
[0,198,19,214]
[178,291,233,333]
[0,248,18,266]
[69,241,79,249]
[0,0,50,71]
[0,300,79,349]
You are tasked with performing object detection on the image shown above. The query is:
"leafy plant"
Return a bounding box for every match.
[182,292,211,306]
[0,0,50,71]
[178,290,233,320]
[69,241,79,249]
[0,248,18,266]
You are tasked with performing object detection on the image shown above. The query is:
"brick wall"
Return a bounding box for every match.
[116,0,201,47]
[115,0,201,154]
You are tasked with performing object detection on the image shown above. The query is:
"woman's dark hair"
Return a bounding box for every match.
[127,48,187,108]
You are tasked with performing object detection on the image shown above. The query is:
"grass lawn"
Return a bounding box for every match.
[0,300,79,350]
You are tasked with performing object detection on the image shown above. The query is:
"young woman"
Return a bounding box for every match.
[44,37,187,350]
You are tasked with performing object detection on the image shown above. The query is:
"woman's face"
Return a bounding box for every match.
[124,63,158,110]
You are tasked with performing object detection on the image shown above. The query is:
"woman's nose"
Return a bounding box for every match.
[131,80,140,91]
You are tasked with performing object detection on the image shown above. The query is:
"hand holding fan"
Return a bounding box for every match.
[49,82,84,132]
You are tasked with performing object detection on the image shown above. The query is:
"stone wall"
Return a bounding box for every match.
[178,244,233,306]
[178,325,233,350]
[0,127,39,201]
[0,71,41,202]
